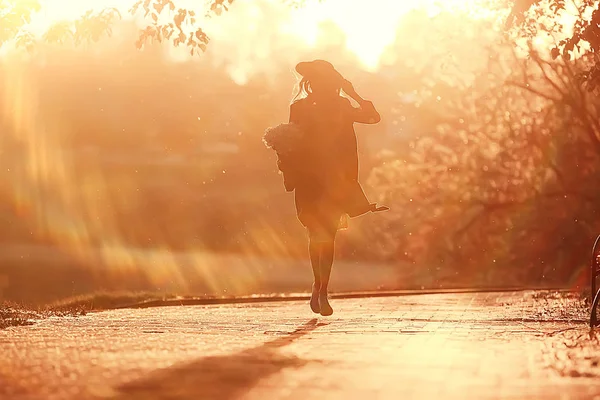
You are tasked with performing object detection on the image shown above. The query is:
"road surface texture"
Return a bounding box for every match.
[1,291,599,400]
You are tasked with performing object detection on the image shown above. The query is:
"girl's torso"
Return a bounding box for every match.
[290,96,358,181]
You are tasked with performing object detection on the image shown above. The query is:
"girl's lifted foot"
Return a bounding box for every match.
[319,292,333,316]
[310,284,320,314]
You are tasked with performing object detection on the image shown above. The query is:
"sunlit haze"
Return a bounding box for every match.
[1,1,599,397]
[0,0,516,300]
[0,0,587,303]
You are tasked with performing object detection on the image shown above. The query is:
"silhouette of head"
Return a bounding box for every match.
[295,60,343,100]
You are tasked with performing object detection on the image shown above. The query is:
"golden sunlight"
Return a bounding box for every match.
[0,0,506,296]
[1,0,597,394]
[22,0,498,71]
[6,0,581,302]
[285,0,495,70]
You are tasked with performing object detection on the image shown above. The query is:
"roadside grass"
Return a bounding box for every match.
[45,290,179,313]
[532,290,600,378]
[530,290,590,323]
[1,291,177,330]
[0,301,40,329]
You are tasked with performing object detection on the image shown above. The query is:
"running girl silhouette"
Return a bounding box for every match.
[264,60,388,316]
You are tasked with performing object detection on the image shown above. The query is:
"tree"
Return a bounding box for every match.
[0,0,236,54]
[348,9,600,287]
[508,0,600,89]
[0,0,315,55]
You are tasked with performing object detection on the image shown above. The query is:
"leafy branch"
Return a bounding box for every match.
[1,0,236,55]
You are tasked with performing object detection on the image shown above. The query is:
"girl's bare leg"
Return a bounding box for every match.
[318,239,335,316]
[309,239,321,314]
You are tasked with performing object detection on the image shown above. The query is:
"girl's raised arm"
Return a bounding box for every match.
[341,80,381,124]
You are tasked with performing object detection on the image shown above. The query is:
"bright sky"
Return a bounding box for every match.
[21,0,499,72]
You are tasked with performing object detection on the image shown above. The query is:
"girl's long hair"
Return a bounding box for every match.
[292,77,312,103]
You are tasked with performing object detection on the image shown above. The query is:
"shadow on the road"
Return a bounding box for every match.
[109,318,324,400]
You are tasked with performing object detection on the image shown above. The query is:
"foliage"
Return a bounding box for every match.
[359,15,600,285]
[0,0,40,47]
[0,0,319,53]
[128,0,217,55]
[509,0,600,89]
[1,1,124,50]
[0,0,235,54]
[0,302,38,329]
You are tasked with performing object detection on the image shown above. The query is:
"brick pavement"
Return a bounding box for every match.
[0,291,599,400]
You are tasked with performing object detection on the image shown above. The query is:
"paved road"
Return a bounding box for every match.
[1,291,599,400]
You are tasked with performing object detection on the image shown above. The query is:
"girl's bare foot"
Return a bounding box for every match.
[319,292,333,316]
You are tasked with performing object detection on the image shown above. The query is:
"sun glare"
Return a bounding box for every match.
[285,0,494,70]
[18,0,497,71]
[26,0,125,34]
